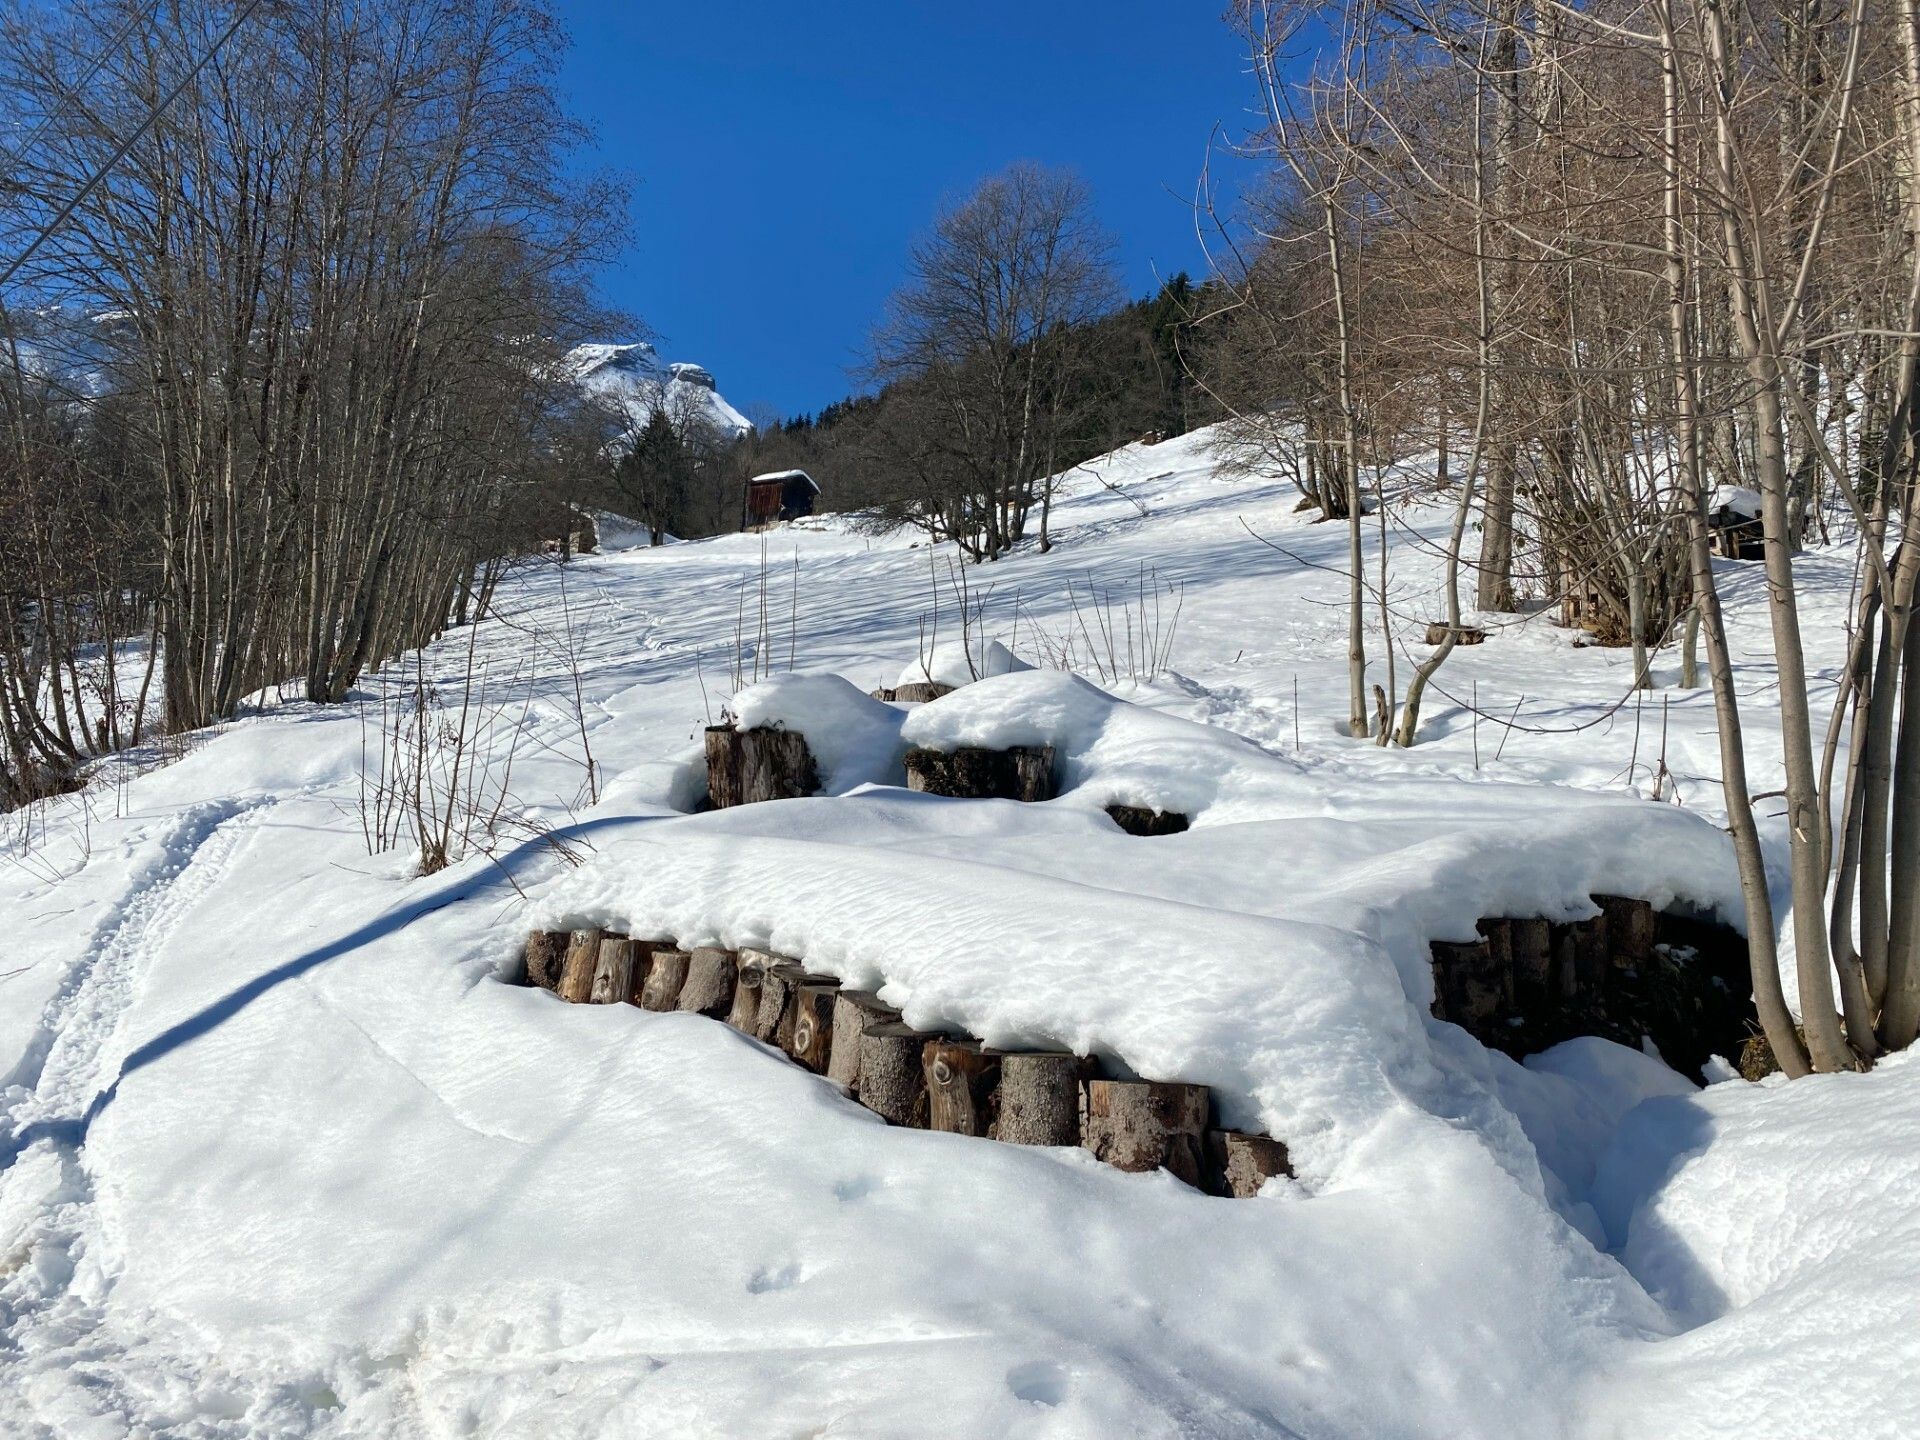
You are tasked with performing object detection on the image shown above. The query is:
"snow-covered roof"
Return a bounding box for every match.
[750,468,820,492]
[1708,484,1763,519]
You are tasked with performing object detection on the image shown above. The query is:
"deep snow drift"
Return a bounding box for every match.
[2,425,1915,1438]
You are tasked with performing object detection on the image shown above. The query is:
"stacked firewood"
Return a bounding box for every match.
[522,928,1290,1198]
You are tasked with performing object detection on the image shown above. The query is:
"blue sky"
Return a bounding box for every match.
[556,2,1250,422]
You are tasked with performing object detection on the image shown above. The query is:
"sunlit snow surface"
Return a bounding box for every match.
[2,426,1915,1437]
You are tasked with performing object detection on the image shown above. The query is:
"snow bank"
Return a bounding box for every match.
[896,638,1033,689]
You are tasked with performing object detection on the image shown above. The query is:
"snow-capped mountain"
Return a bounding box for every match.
[564,340,752,442]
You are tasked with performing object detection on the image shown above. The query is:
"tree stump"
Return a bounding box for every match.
[557,928,604,1004]
[1203,1130,1293,1198]
[704,725,819,808]
[788,982,840,1072]
[1597,894,1656,970]
[677,947,738,1018]
[993,1051,1088,1146]
[924,1039,1000,1136]
[857,1022,941,1126]
[725,953,770,1033]
[1084,1079,1208,1186]
[590,936,641,1005]
[827,990,901,1089]
[640,947,691,1011]
[1104,805,1190,837]
[903,745,1056,802]
[523,929,569,991]
[1553,914,1609,997]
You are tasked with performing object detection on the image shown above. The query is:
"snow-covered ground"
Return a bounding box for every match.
[2,426,1914,1438]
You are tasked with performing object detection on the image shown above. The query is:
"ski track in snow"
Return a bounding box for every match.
[0,799,275,1437]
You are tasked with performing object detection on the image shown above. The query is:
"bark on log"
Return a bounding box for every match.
[1084,1079,1208,1186]
[640,947,691,1011]
[891,681,954,704]
[726,950,773,1032]
[857,1022,941,1126]
[557,928,604,1004]
[903,745,1056,802]
[704,726,819,808]
[1597,894,1657,969]
[1430,937,1508,1029]
[1203,1130,1293,1198]
[788,982,840,1072]
[1509,918,1552,1008]
[677,947,738,1018]
[524,929,569,990]
[924,1039,1000,1136]
[993,1051,1088,1146]
[753,961,809,1045]
[827,990,901,1089]
[590,937,641,1005]
[1104,805,1190,837]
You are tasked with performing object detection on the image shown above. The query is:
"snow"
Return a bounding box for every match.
[1,421,1913,1436]
[749,468,821,491]
[1709,483,1763,518]
[895,638,1033,689]
[565,340,752,441]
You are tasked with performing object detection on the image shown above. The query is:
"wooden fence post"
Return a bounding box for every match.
[994,1052,1087,1145]
[857,1022,941,1126]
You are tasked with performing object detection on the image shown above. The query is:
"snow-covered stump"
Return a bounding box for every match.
[827,991,900,1089]
[787,982,839,1073]
[857,1022,942,1126]
[591,936,642,1005]
[704,725,818,808]
[1430,937,1509,1030]
[903,745,1056,802]
[994,1052,1088,1146]
[557,928,604,1003]
[924,1040,999,1136]
[1423,622,1487,646]
[640,947,691,1011]
[1204,1130,1293,1198]
[1083,1079,1209,1187]
[889,681,955,704]
[676,947,738,1018]
[523,929,570,991]
[1104,804,1190,837]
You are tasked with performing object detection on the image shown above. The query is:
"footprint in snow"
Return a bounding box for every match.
[1006,1360,1068,1407]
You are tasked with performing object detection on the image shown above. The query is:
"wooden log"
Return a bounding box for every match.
[624,942,657,1005]
[826,990,901,1089]
[590,936,641,1005]
[757,961,809,1045]
[1509,918,1553,1007]
[1430,937,1507,1029]
[788,982,840,1072]
[523,929,569,990]
[725,953,770,1033]
[640,947,691,1011]
[924,1039,1000,1136]
[1203,1130,1293,1198]
[994,1051,1088,1146]
[1597,894,1657,969]
[1424,622,1487,646]
[557,927,604,1004]
[891,680,954,704]
[857,1022,941,1126]
[1084,1080,1208,1186]
[1104,804,1191,837]
[677,947,738,1018]
[903,744,1056,802]
[704,725,819,808]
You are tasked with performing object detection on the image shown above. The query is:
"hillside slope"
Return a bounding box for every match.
[1,425,1913,1439]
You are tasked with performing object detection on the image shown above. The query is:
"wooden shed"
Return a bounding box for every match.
[744,469,821,530]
